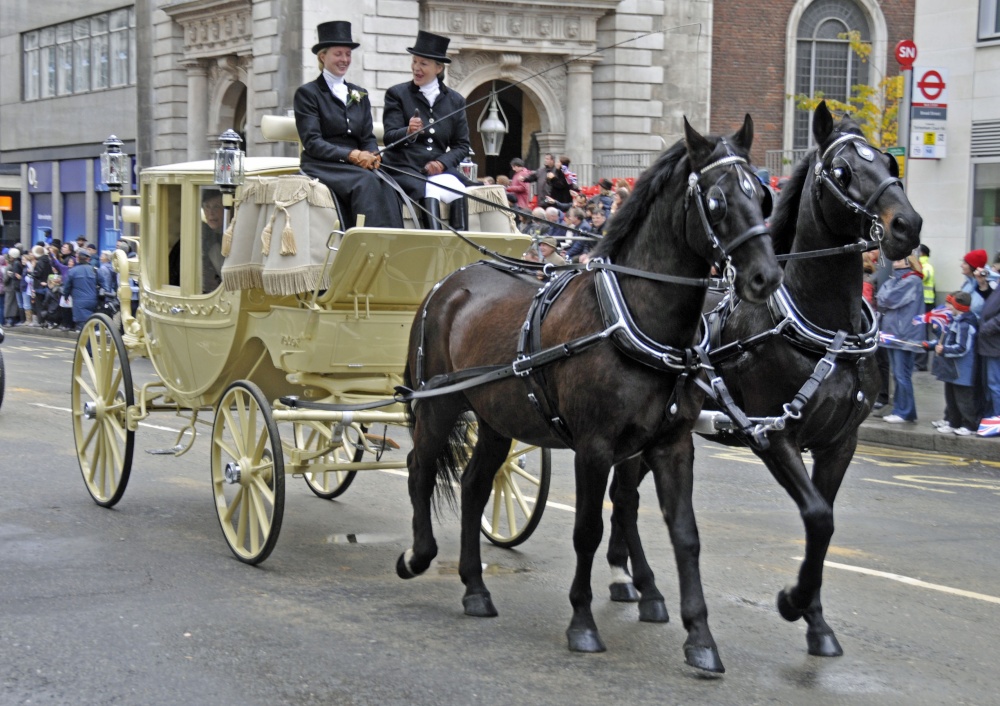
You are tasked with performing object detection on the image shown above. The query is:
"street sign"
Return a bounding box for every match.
[886,146,906,180]
[895,40,917,70]
[910,67,948,159]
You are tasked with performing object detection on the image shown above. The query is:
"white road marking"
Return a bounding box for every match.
[794,557,1000,605]
[31,403,192,435]
[860,478,955,494]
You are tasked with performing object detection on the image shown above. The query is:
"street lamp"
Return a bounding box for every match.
[100,135,129,231]
[477,82,508,157]
[213,129,245,232]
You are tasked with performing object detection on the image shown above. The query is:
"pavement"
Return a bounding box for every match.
[5,322,1000,462]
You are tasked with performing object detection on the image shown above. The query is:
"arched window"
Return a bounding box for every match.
[793,1,871,149]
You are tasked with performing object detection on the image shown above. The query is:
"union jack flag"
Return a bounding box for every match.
[912,305,953,332]
[977,416,1000,437]
[561,164,578,188]
[878,332,930,351]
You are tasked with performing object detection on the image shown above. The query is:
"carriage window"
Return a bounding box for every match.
[160,184,182,288]
[199,187,224,293]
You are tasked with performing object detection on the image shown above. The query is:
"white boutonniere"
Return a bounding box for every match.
[347,88,367,106]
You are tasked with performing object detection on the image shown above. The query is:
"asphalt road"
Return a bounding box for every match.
[1,333,999,705]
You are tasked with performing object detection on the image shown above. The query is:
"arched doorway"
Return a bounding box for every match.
[216,81,247,153]
[464,81,538,180]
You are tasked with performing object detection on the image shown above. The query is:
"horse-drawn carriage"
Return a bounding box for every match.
[71,116,550,564]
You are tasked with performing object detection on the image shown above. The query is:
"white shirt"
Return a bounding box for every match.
[419,80,440,107]
[323,69,348,104]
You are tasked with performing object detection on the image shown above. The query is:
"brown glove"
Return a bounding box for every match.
[348,150,380,170]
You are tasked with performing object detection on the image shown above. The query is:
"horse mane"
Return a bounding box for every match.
[769,115,866,256]
[591,140,688,259]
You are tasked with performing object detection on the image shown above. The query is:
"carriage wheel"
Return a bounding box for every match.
[293,421,362,499]
[211,381,285,565]
[71,313,135,508]
[480,440,551,548]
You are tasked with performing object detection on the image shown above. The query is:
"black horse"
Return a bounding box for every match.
[605,102,922,661]
[394,115,782,673]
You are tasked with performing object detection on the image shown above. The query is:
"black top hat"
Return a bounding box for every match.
[407,30,451,64]
[312,21,359,54]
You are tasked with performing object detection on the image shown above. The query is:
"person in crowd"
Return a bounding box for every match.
[588,178,614,216]
[960,249,991,315]
[543,206,564,239]
[610,186,630,220]
[294,21,402,230]
[976,281,1000,423]
[382,30,472,230]
[546,155,574,205]
[58,241,74,264]
[2,248,19,326]
[62,249,99,330]
[97,249,118,301]
[915,243,936,371]
[522,207,548,237]
[537,236,567,265]
[563,207,593,262]
[877,254,925,423]
[507,158,531,211]
[200,189,226,293]
[863,249,891,410]
[522,153,554,203]
[928,291,979,435]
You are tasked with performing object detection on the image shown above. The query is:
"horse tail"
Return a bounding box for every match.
[401,360,468,516]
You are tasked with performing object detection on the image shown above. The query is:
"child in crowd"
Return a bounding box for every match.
[930,291,979,435]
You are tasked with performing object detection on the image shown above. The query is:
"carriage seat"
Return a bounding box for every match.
[259,115,512,232]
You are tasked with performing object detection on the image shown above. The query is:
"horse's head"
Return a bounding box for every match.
[683,115,783,303]
[808,101,922,260]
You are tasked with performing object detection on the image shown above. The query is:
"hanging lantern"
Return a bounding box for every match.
[213,129,245,192]
[100,135,129,194]
[477,83,508,157]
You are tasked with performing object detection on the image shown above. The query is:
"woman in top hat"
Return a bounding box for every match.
[381,30,473,230]
[293,21,403,229]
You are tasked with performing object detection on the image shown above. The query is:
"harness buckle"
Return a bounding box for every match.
[782,402,803,420]
[513,356,532,378]
[816,357,837,380]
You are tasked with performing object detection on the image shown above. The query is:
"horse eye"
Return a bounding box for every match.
[831,158,852,187]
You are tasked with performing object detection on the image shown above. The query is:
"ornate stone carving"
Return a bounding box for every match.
[165,0,252,60]
[478,13,495,35]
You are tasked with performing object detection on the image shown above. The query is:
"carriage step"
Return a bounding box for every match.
[146,445,185,455]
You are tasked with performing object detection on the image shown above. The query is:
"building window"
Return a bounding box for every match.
[972,163,1000,257]
[981,0,1000,40]
[22,7,135,101]
[793,1,871,149]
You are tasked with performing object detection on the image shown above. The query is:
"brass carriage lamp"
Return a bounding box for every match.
[214,129,245,230]
[477,83,508,157]
[100,135,129,229]
[459,149,478,183]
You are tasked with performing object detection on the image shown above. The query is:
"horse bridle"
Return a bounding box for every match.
[813,132,902,246]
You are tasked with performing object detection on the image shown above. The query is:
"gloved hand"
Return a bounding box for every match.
[348,150,381,170]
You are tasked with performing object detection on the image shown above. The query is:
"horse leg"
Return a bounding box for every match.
[607,458,669,623]
[566,450,614,653]
[759,437,849,656]
[647,436,724,673]
[396,399,464,580]
[457,421,512,617]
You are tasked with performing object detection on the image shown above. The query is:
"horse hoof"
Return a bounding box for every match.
[638,598,669,623]
[462,593,498,618]
[396,552,416,579]
[684,645,725,674]
[566,628,606,653]
[807,631,844,657]
[777,587,805,622]
[609,582,640,603]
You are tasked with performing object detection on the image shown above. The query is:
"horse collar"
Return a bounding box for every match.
[767,284,878,358]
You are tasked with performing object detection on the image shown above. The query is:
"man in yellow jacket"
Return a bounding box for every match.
[916,243,936,370]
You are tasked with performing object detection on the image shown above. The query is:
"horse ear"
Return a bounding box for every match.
[812,101,834,146]
[732,113,755,151]
[684,117,714,166]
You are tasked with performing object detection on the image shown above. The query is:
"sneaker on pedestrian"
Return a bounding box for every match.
[931,419,949,428]
[936,424,955,434]
[882,414,912,424]
[953,427,974,436]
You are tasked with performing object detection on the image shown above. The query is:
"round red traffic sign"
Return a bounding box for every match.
[895,39,917,69]
[917,69,946,102]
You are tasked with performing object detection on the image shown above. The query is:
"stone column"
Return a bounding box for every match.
[184,61,209,160]
[565,56,599,184]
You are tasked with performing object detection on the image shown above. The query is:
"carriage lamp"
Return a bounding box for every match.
[477,83,508,157]
[101,135,130,230]
[460,149,478,183]
[214,129,245,231]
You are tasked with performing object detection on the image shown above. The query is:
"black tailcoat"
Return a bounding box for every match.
[381,79,472,202]
[293,76,402,228]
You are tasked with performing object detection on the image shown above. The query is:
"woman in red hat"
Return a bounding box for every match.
[293,21,403,229]
[960,248,993,315]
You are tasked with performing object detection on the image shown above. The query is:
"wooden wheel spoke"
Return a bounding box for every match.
[223,486,244,524]
[248,483,272,535]
[73,374,100,406]
[102,422,124,475]
[250,471,275,506]
[502,476,519,535]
